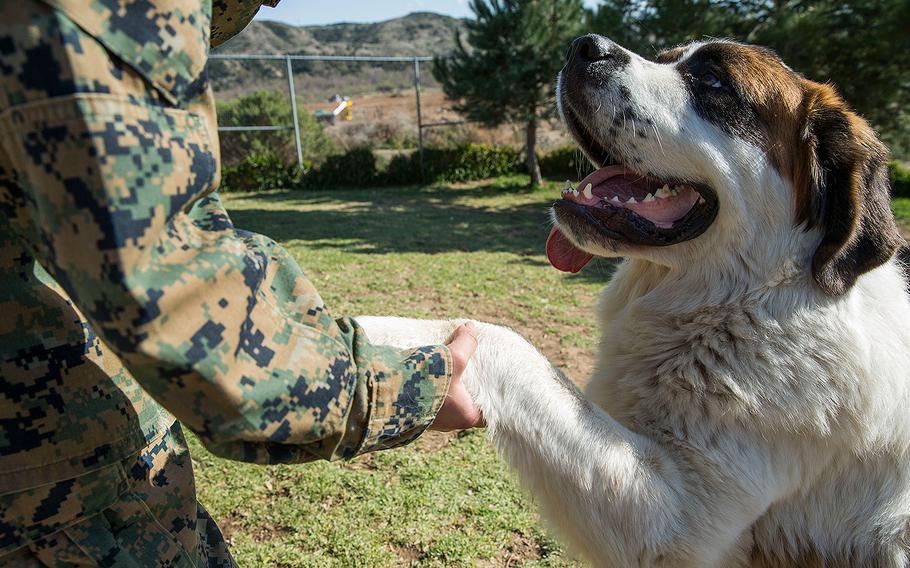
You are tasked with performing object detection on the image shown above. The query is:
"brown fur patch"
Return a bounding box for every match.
[655,46,687,64]
[797,85,902,294]
[699,44,811,221]
[657,42,811,218]
[790,81,877,228]
[664,41,901,294]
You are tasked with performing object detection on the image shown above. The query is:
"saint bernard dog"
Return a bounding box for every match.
[358,35,910,567]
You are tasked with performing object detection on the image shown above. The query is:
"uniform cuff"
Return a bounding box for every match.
[357,344,452,454]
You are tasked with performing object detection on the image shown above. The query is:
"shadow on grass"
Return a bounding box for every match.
[224,178,623,285]
[225,180,555,256]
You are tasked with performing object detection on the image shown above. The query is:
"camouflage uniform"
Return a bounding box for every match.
[0,0,452,565]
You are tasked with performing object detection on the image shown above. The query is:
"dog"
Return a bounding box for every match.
[358,35,910,567]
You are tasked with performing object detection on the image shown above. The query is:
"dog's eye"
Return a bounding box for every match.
[700,71,723,89]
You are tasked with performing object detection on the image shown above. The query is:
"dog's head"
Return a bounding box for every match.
[551,35,902,296]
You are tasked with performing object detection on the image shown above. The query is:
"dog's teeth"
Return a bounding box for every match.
[644,193,655,202]
[610,196,621,204]
[583,183,593,200]
[626,196,637,204]
[655,185,671,198]
[572,189,579,196]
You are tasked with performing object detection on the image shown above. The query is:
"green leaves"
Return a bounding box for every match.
[588,0,910,157]
[433,0,587,127]
[216,90,336,167]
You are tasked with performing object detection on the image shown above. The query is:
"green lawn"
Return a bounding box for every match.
[188,175,616,567]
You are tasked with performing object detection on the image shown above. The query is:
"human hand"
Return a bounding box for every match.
[430,322,485,431]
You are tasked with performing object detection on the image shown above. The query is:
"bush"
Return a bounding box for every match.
[891,161,910,198]
[538,145,593,181]
[305,147,380,189]
[216,91,335,167]
[225,144,524,191]
[384,144,521,185]
[428,144,521,182]
[221,151,306,193]
[384,152,423,186]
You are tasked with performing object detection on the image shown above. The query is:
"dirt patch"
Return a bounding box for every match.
[221,509,295,545]
[304,89,573,152]
[217,512,243,545]
[389,542,424,564]
[473,532,545,567]
[414,430,459,453]
[248,522,293,544]
[499,532,543,567]
[340,452,377,470]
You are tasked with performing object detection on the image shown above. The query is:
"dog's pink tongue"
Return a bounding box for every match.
[546,227,593,273]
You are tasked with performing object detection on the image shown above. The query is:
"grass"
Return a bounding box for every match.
[893,197,910,235]
[187,175,616,567]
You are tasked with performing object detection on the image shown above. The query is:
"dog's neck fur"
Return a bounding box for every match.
[591,249,910,453]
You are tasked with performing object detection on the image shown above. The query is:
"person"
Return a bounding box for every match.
[0,1,483,565]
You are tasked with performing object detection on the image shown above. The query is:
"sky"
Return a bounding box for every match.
[256,0,601,27]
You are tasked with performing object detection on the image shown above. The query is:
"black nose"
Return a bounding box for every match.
[566,34,623,65]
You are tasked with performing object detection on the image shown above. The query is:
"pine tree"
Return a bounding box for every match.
[588,0,910,157]
[434,0,587,186]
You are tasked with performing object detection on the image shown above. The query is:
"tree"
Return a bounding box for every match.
[434,0,587,185]
[588,0,910,158]
[751,0,910,157]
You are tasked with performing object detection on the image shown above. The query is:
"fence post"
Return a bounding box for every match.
[413,58,425,182]
[286,55,304,168]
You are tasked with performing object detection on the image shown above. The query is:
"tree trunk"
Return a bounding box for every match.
[526,117,543,186]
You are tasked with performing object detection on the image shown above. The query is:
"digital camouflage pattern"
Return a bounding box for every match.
[0,423,234,567]
[0,0,452,561]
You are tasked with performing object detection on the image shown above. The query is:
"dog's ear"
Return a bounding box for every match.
[797,83,903,296]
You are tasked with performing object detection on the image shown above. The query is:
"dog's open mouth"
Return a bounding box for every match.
[548,104,720,273]
[548,165,719,272]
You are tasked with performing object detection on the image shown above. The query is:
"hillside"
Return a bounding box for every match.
[210,12,466,100]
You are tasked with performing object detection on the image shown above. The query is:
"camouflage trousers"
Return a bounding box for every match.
[0,422,236,567]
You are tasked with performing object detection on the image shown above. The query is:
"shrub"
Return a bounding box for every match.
[384,152,422,186]
[435,144,521,182]
[231,144,525,191]
[384,144,521,185]
[306,147,380,189]
[538,145,593,181]
[220,151,306,193]
[891,161,910,198]
[216,90,335,167]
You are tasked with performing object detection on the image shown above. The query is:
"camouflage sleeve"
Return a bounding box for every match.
[0,1,452,464]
